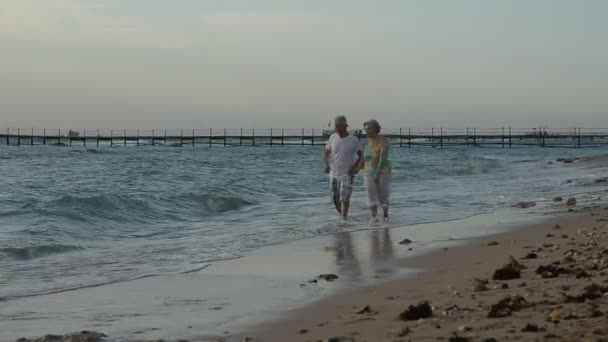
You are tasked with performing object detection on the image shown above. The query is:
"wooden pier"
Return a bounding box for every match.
[2,127,608,148]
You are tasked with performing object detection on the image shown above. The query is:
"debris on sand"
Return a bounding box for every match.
[388,327,412,337]
[564,284,608,303]
[317,274,339,282]
[448,336,471,342]
[567,197,577,206]
[18,332,108,342]
[524,252,538,259]
[487,241,499,246]
[399,238,413,245]
[487,295,530,318]
[356,305,378,315]
[513,201,536,209]
[522,323,539,332]
[399,301,433,321]
[553,224,562,229]
[535,263,570,278]
[492,256,522,280]
[473,278,489,292]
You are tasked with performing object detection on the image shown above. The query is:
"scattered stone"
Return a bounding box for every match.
[355,305,377,315]
[487,295,529,318]
[388,327,412,337]
[546,233,555,238]
[448,337,471,342]
[482,339,498,342]
[399,238,413,245]
[576,270,592,279]
[457,325,472,333]
[21,332,108,342]
[594,177,608,183]
[524,252,538,259]
[553,224,562,229]
[493,256,522,280]
[564,283,608,303]
[473,279,489,292]
[522,323,539,332]
[487,241,499,246]
[518,282,527,288]
[563,312,580,320]
[514,201,536,209]
[324,337,355,342]
[536,263,570,278]
[318,274,339,282]
[547,308,562,322]
[557,158,575,163]
[399,301,433,321]
[567,197,577,206]
[299,329,308,334]
[562,234,569,239]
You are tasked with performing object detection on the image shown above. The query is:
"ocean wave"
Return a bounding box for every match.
[186,193,255,213]
[51,194,150,213]
[1,244,84,261]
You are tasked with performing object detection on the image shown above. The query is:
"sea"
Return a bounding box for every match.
[1,143,607,339]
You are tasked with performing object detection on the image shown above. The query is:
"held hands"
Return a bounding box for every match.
[348,164,360,176]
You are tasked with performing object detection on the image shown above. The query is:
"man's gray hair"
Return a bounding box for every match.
[364,119,381,132]
[334,115,348,124]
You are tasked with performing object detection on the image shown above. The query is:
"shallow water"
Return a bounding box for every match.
[1,145,607,302]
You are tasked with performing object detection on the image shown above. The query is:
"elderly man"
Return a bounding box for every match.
[323,116,362,221]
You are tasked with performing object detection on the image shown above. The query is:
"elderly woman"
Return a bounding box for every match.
[360,119,392,223]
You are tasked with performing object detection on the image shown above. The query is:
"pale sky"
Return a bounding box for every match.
[1,0,607,130]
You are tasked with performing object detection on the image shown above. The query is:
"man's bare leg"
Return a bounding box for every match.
[341,201,350,220]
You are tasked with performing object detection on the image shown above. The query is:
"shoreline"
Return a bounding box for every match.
[237,202,608,342]
[8,199,608,342]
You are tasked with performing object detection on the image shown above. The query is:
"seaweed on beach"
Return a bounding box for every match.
[493,256,522,280]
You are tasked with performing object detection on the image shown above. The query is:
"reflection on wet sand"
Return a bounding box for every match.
[370,228,396,276]
[332,228,396,281]
[334,232,361,281]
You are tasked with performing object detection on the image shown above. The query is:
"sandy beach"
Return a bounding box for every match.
[237,201,608,342]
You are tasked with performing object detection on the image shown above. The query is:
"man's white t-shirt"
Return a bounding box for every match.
[325,132,362,178]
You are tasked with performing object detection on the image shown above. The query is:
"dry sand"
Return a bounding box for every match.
[239,204,608,342]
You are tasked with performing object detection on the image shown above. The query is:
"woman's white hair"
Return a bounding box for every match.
[364,119,381,133]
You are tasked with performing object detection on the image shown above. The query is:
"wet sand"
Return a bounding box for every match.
[240,203,608,342]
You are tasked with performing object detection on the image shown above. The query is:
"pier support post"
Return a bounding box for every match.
[97,129,100,147]
[473,128,477,146]
[164,130,167,144]
[408,128,412,148]
[302,128,304,146]
[123,129,127,147]
[110,129,112,146]
[152,130,155,146]
[240,128,243,146]
[270,128,273,147]
[193,129,196,147]
[501,127,505,148]
[6,128,9,145]
[311,129,314,146]
[84,130,87,147]
[431,128,434,148]
[399,128,403,147]
[224,129,227,146]
[17,128,20,146]
[252,128,255,146]
[440,128,443,148]
[208,128,212,147]
[509,127,512,148]
[281,128,284,146]
[43,128,46,145]
[30,128,34,146]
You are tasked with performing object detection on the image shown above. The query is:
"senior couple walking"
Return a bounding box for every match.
[323,115,391,224]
